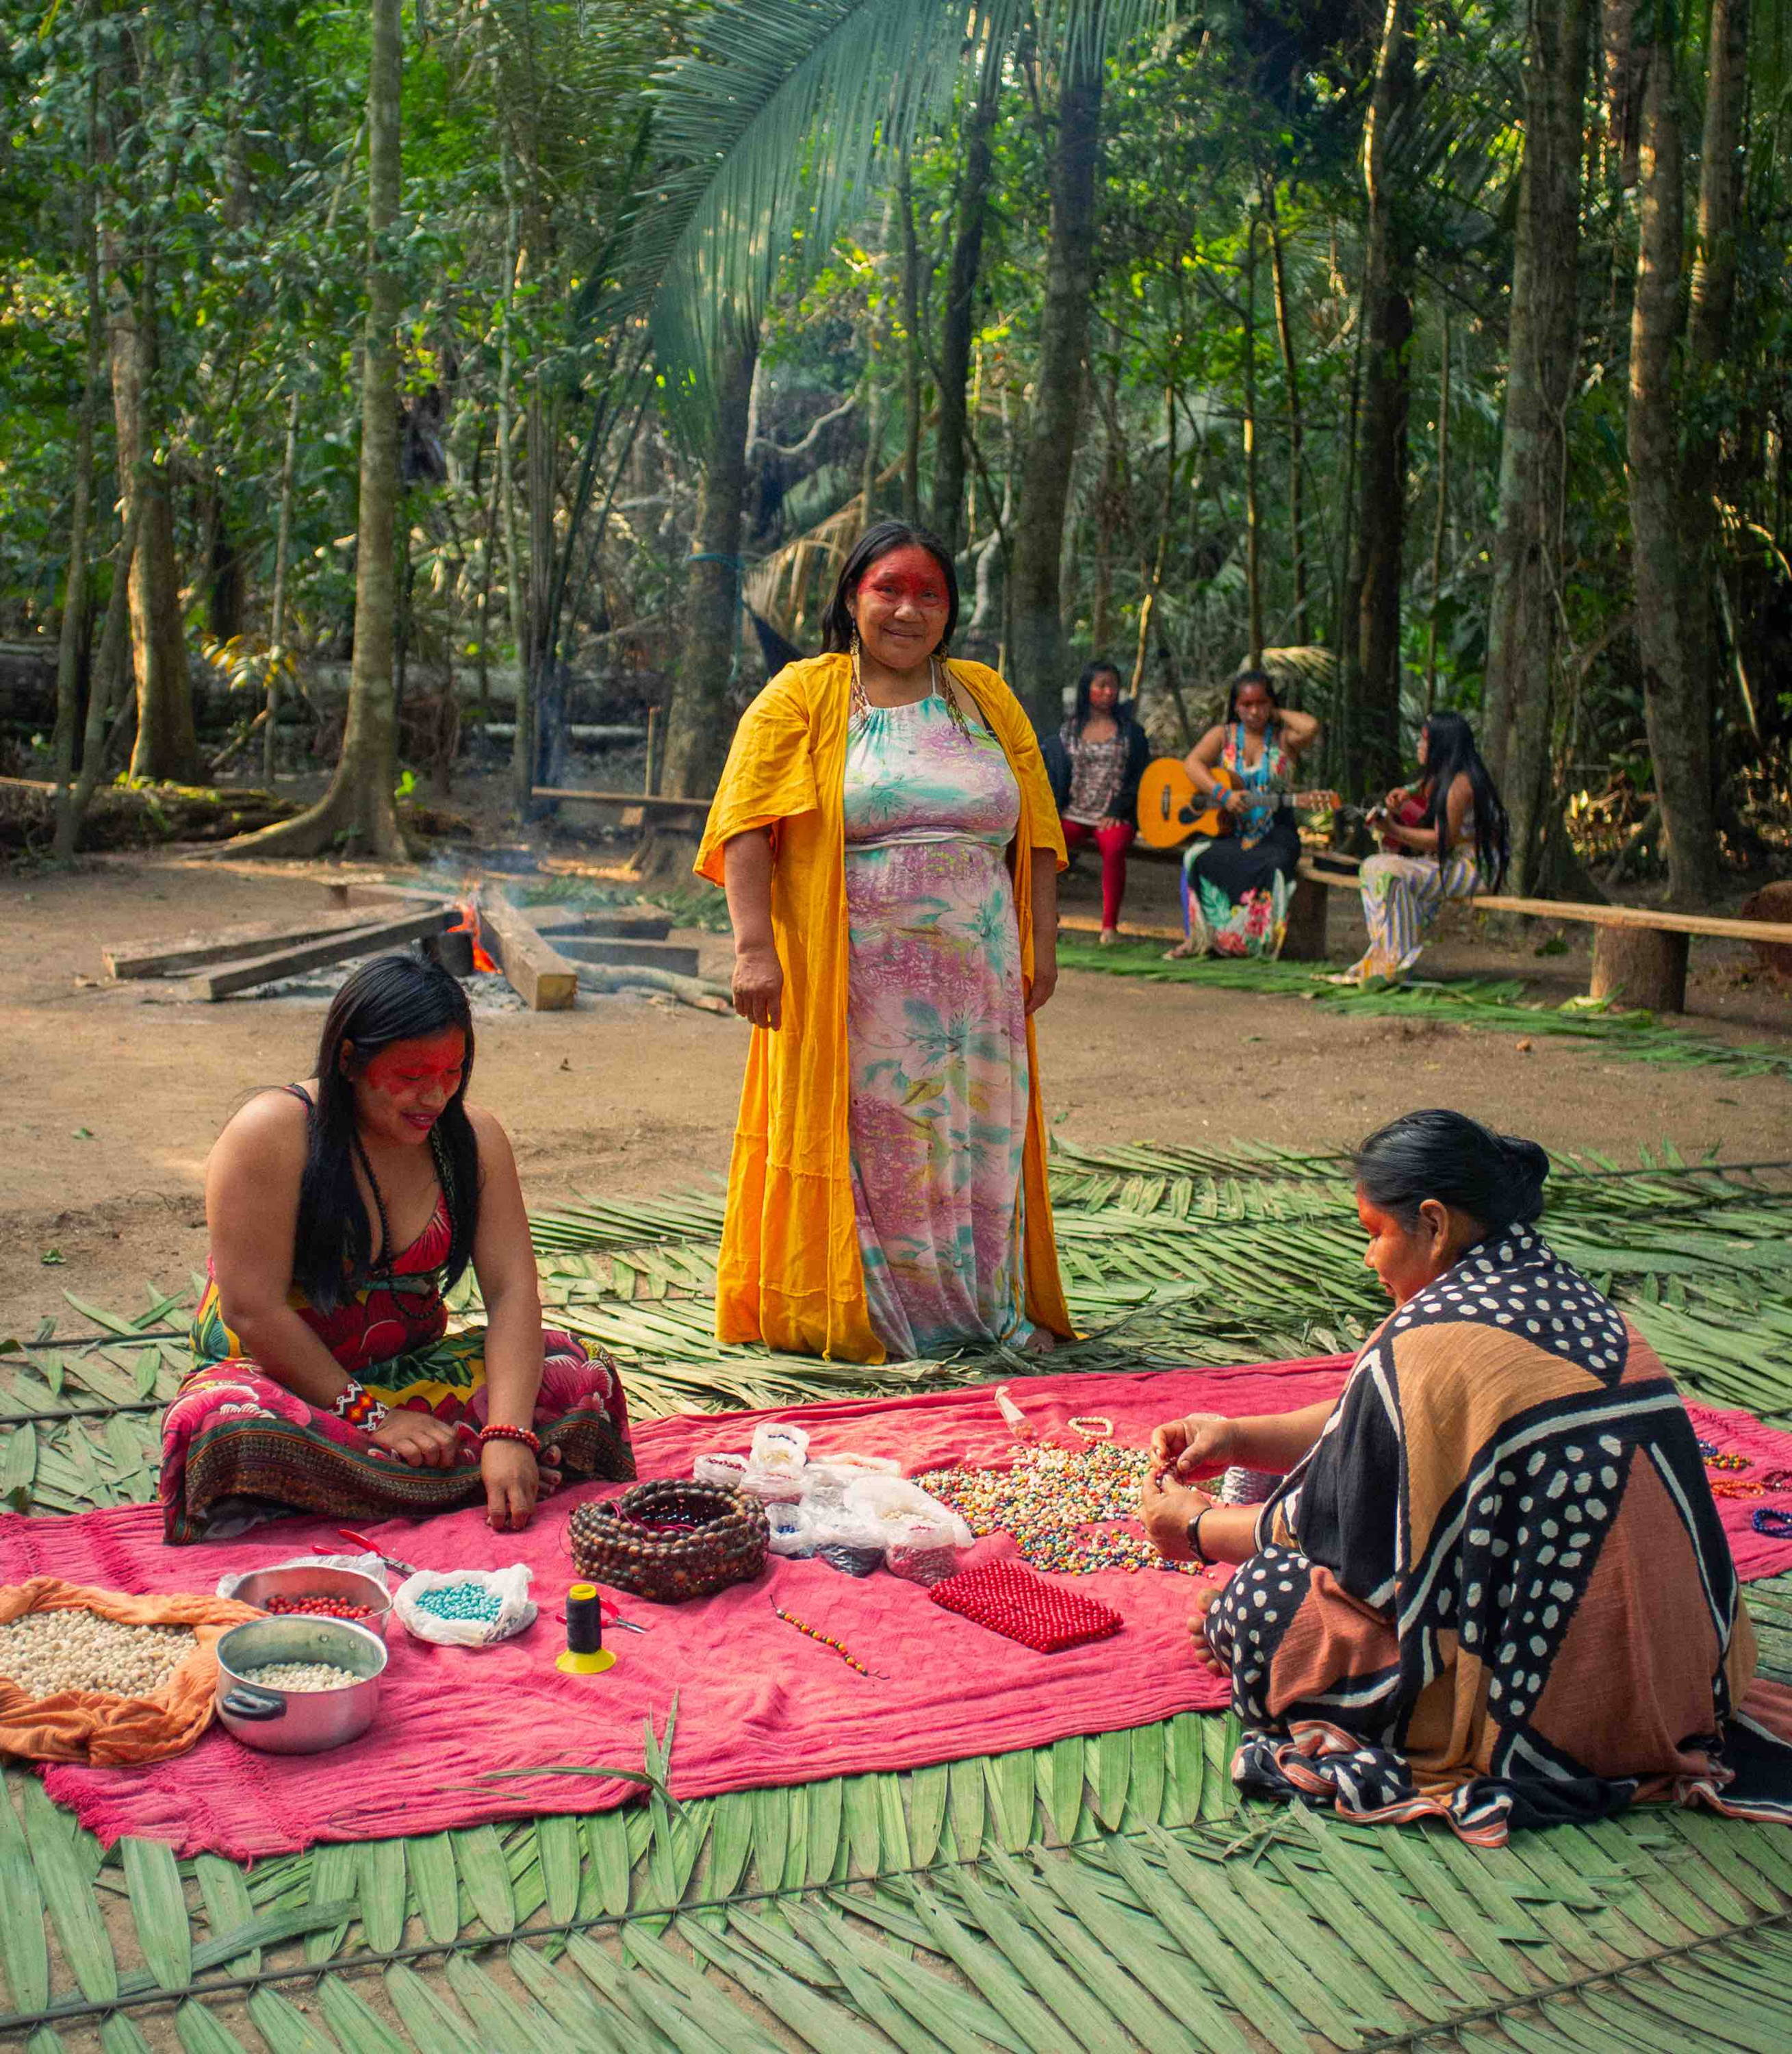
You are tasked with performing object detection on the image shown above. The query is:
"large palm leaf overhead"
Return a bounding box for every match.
[632,0,1179,417]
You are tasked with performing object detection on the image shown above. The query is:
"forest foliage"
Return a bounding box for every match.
[1,0,1787,897]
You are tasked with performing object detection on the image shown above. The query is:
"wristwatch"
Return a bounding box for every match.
[1186,1509,1211,1566]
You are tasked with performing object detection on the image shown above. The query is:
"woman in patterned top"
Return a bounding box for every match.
[1168,670,1321,959]
[1040,661,1150,944]
[698,522,1073,1362]
[1139,1109,1792,1844]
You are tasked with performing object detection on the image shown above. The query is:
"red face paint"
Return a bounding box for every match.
[858,545,949,616]
[359,1029,467,1137]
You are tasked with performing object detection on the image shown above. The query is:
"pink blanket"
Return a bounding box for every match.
[5,1358,1789,1858]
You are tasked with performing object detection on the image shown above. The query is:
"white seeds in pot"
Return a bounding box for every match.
[235,1662,361,1692]
[0,1611,192,1698]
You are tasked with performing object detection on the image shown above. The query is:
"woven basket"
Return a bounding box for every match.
[569,1480,769,1603]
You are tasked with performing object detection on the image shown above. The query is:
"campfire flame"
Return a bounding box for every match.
[449,895,498,974]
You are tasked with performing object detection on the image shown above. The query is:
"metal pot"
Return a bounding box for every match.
[231,1564,393,1638]
[214,1616,387,1754]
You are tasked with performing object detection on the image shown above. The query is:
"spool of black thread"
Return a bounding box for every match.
[556,1582,613,1675]
[566,1583,604,1654]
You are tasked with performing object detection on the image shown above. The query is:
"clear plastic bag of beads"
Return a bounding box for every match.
[1218,1466,1283,1506]
[749,1423,809,1475]
[692,1451,750,1489]
[884,1513,962,1586]
[844,1474,973,1549]
[765,1501,818,1557]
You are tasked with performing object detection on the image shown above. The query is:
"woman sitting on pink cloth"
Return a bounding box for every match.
[160,954,632,1544]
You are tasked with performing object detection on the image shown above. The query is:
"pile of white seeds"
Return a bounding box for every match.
[236,1661,361,1693]
[0,1610,192,1698]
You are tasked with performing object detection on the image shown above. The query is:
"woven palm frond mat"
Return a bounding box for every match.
[3,1141,1792,2051]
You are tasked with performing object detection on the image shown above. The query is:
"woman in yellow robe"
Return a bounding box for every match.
[696,522,1073,1363]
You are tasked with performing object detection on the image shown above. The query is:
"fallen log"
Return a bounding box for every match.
[574,962,737,1016]
[105,909,385,980]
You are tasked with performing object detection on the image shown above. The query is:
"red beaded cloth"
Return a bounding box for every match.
[928,1559,1123,1653]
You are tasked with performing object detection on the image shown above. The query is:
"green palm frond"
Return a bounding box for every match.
[630,0,1181,422]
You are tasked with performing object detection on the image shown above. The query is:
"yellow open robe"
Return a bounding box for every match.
[695,653,1073,1362]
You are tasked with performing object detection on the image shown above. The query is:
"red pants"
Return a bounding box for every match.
[1061,819,1136,930]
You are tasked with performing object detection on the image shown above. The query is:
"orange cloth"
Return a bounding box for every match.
[696,654,1072,1361]
[0,1577,259,1764]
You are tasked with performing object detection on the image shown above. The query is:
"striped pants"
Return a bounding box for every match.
[1344,852,1479,981]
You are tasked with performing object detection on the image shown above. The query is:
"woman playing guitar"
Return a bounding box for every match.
[1166,670,1322,959]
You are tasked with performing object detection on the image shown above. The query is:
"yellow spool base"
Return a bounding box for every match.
[556,1648,617,1677]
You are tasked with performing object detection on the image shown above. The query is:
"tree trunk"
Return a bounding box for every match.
[225,0,405,858]
[660,318,758,802]
[1337,0,1414,794]
[106,216,196,783]
[1423,311,1450,711]
[1008,47,1103,730]
[1264,183,1307,642]
[931,40,1000,553]
[525,381,564,791]
[1242,210,1264,667]
[1681,0,1750,846]
[1627,47,1723,904]
[1481,0,1591,893]
[264,393,300,785]
[498,195,534,821]
[897,147,922,529]
[54,507,141,862]
[53,123,103,801]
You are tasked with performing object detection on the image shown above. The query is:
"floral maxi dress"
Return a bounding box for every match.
[843,689,1030,1358]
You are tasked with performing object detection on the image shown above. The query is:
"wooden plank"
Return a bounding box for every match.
[530,910,674,941]
[1296,860,1792,944]
[1472,891,1792,943]
[481,897,578,1011]
[184,905,455,1000]
[1060,913,1183,943]
[104,909,383,979]
[554,937,701,978]
[531,787,709,817]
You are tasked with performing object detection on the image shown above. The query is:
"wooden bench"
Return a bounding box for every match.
[1294,859,1792,1011]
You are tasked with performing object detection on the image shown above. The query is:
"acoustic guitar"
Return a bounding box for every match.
[1136,759,1342,851]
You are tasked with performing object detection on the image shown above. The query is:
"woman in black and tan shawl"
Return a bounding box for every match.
[1140,1108,1792,1844]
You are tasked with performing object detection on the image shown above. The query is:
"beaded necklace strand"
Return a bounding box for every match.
[769,1599,884,1677]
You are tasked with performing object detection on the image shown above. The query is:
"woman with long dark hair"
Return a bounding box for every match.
[1336,709,1511,984]
[159,954,632,1542]
[1040,661,1150,942]
[697,520,1072,1362]
[1168,669,1322,959]
[1139,1109,1792,1842]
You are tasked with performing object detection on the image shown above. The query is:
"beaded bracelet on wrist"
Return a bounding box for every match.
[333,1381,388,1432]
[478,1423,541,1455]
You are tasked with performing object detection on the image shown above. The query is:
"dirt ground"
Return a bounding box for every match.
[3,845,1792,1343]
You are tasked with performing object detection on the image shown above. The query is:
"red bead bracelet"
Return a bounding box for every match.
[478,1423,541,1455]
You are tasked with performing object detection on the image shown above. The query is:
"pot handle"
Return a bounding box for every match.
[221,1688,285,1721]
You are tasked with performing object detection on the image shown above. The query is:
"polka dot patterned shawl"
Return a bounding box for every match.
[1207,1225,1792,1843]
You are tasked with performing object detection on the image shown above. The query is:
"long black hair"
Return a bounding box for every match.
[819,522,960,655]
[1224,668,1281,723]
[1418,711,1511,887]
[1353,1108,1549,1232]
[293,954,480,1311]
[1066,659,1130,739]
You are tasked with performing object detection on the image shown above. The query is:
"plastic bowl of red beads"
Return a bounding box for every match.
[231,1566,392,1639]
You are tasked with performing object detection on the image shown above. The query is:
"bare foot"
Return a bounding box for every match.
[1162,938,1205,961]
[1021,1326,1059,1357]
[1098,926,1120,947]
[1188,1584,1230,1677]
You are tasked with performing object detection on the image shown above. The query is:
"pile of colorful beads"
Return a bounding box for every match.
[914,1441,1199,1577]
[264,1596,375,1622]
[412,1582,504,1625]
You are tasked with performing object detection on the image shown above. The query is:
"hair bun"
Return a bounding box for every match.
[1497,1134,1549,1222]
